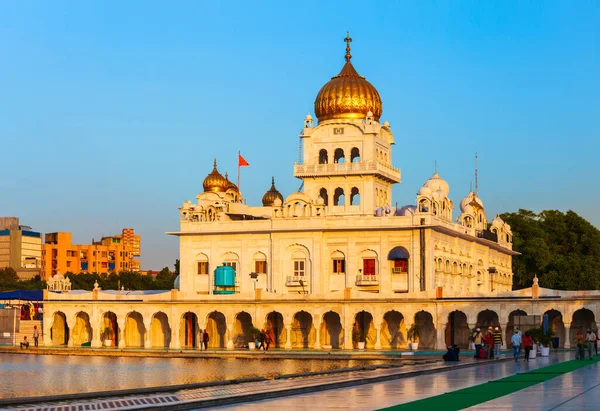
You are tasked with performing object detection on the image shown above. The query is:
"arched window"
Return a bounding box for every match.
[384,152,388,163]
[334,148,345,163]
[196,253,209,275]
[253,252,267,274]
[350,187,360,205]
[419,199,429,212]
[351,147,360,162]
[319,149,328,164]
[388,246,409,273]
[331,251,345,274]
[220,252,239,274]
[319,188,329,206]
[361,250,378,276]
[334,187,345,206]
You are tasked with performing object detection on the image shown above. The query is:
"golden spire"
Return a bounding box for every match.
[345,31,352,62]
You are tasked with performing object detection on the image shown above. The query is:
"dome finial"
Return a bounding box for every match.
[271,176,275,185]
[213,158,217,168]
[344,31,352,62]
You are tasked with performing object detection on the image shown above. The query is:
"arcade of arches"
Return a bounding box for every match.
[44,301,600,350]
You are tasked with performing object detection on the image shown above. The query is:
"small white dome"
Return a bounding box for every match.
[460,191,484,212]
[273,197,283,207]
[418,186,432,197]
[305,113,313,121]
[315,195,325,205]
[492,215,504,226]
[173,275,180,290]
[424,173,450,197]
[398,205,417,216]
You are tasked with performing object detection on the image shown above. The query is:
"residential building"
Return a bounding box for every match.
[41,229,141,279]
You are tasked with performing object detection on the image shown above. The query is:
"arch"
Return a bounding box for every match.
[71,311,92,346]
[331,250,346,274]
[360,249,378,276]
[414,311,436,349]
[477,309,499,330]
[50,311,69,346]
[418,199,430,212]
[445,310,469,349]
[388,246,409,274]
[319,149,328,164]
[334,187,345,206]
[233,311,254,348]
[292,311,315,349]
[334,148,345,163]
[350,187,360,205]
[179,311,199,349]
[101,311,118,347]
[354,311,376,349]
[252,251,267,274]
[319,188,329,206]
[206,311,227,348]
[544,309,565,347]
[220,252,239,274]
[505,309,527,346]
[124,311,146,348]
[351,147,360,162]
[571,308,597,342]
[320,311,343,349]
[195,252,209,275]
[381,310,406,349]
[265,311,285,348]
[150,312,171,348]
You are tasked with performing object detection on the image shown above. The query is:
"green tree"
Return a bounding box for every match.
[500,209,600,290]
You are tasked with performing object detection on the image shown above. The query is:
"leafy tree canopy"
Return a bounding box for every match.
[500,209,600,291]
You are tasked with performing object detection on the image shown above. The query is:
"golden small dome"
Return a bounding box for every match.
[224,172,239,193]
[262,177,284,206]
[203,159,229,193]
[314,33,382,123]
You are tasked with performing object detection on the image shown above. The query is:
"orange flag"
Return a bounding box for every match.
[238,153,249,167]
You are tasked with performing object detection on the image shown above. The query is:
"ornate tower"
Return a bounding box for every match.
[294,33,401,214]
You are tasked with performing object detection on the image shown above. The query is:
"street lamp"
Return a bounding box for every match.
[249,272,258,291]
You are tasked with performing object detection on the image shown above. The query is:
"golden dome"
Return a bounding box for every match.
[203,159,229,193]
[262,177,284,206]
[314,33,382,123]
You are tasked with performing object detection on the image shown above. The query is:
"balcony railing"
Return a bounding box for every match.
[286,276,308,286]
[294,161,401,183]
[355,274,380,286]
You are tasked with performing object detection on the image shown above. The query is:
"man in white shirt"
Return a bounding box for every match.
[511,330,522,362]
[586,329,596,360]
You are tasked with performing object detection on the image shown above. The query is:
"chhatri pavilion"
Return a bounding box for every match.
[43,35,598,351]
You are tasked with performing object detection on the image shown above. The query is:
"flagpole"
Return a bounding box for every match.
[238,151,241,191]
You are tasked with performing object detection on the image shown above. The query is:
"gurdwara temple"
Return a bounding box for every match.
[42,35,598,351]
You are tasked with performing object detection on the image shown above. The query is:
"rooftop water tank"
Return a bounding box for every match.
[213,264,236,294]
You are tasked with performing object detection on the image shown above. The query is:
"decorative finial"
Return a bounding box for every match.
[225,171,229,180]
[213,158,217,168]
[271,176,275,185]
[434,160,437,174]
[344,31,352,62]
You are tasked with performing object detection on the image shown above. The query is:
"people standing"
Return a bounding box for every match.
[202,329,209,350]
[511,330,522,362]
[523,331,533,362]
[473,328,483,359]
[576,330,585,360]
[264,329,272,351]
[257,329,265,350]
[484,327,494,359]
[33,325,40,348]
[585,329,596,360]
[492,327,503,359]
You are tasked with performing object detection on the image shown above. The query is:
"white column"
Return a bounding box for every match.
[436,323,446,350]
[143,317,152,349]
[227,326,234,350]
[91,315,102,348]
[564,322,571,349]
[117,318,126,348]
[66,317,75,347]
[314,321,321,350]
[285,326,292,349]
[375,327,382,350]
[500,323,508,349]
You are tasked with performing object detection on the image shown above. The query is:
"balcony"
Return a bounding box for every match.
[355,274,379,286]
[286,276,308,287]
[294,161,401,183]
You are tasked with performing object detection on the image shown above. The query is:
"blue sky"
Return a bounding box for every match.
[1,1,598,270]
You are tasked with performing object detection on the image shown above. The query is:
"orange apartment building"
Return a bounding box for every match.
[41,228,141,279]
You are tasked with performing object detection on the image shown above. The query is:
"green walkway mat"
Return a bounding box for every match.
[378,357,600,411]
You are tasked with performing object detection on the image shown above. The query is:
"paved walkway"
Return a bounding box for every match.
[0,356,503,411]
[209,353,580,411]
